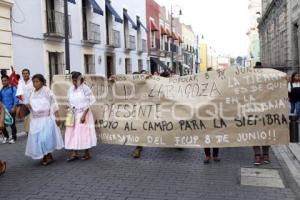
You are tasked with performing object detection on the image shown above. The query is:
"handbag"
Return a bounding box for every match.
[65,108,75,127]
[4,109,14,126]
[17,104,30,119]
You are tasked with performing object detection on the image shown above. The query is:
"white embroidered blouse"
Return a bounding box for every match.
[29,86,59,115]
[68,84,96,110]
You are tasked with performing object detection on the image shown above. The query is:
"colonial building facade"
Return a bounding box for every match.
[10,0,199,81]
[258,0,300,73]
[146,0,197,75]
[0,0,13,71]
[11,0,148,83]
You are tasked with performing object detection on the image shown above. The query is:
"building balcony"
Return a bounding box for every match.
[150,39,160,56]
[83,22,101,44]
[125,35,136,50]
[107,30,121,48]
[44,10,72,39]
[137,39,147,53]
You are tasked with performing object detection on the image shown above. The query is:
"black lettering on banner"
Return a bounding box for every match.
[210,82,222,96]
[205,73,210,79]
[200,83,209,96]
[143,121,173,131]
[217,69,226,80]
[214,118,227,128]
[235,114,288,127]
[124,122,137,131]
[95,120,119,129]
[179,120,206,131]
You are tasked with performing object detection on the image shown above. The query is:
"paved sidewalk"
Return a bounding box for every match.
[0,131,299,200]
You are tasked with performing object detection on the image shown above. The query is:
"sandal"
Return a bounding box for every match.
[81,150,91,161]
[0,161,6,176]
[81,154,91,161]
[67,152,79,162]
[41,156,48,166]
[47,154,54,165]
[41,154,54,166]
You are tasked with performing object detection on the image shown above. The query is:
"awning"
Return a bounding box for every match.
[166,28,172,38]
[179,36,184,43]
[150,20,159,32]
[137,18,148,32]
[172,32,179,40]
[68,0,76,4]
[160,26,167,35]
[88,0,103,15]
[124,11,137,30]
[151,58,168,71]
[106,0,123,23]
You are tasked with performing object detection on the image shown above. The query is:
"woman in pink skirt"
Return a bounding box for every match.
[65,72,97,161]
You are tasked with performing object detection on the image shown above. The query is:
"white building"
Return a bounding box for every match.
[11,0,148,83]
[0,0,13,71]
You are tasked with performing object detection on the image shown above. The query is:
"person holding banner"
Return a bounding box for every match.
[25,74,64,166]
[253,62,270,166]
[288,72,300,115]
[203,67,221,164]
[65,72,97,161]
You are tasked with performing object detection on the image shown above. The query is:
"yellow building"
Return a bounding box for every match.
[0,0,13,71]
[199,43,207,72]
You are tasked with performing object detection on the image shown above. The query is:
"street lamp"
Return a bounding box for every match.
[170,5,182,74]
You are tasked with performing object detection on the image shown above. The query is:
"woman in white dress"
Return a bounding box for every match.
[65,72,97,161]
[25,74,64,166]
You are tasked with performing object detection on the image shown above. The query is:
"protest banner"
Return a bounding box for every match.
[52,67,289,148]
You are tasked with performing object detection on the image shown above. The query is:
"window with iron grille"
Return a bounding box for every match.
[45,0,72,38]
[151,31,156,48]
[84,54,95,74]
[49,52,64,84]
[125,58,132,74]
[138,59,143,72]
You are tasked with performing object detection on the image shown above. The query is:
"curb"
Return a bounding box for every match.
[272,145,300,198]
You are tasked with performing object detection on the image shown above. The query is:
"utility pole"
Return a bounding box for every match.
[64,0,70,74]
[195,35,199,74]
[170,5,175,73]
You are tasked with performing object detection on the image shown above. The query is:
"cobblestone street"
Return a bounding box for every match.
[0,127,299,200]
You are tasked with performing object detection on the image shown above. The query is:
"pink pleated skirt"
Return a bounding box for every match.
[65,110,97,150]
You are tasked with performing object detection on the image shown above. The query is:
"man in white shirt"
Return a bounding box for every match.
[16,69,34,134]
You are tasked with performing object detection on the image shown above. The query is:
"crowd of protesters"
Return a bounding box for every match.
[0,63,298,177]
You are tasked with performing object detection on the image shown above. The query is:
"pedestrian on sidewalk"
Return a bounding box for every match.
[0,75,18,144]
[25,74,64,166]
[288,72,300,115]
[16,69,34,134]
[65,71,97,162]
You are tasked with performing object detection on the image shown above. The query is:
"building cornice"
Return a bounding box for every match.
[258,0,285,29]
[0,0,13,8]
